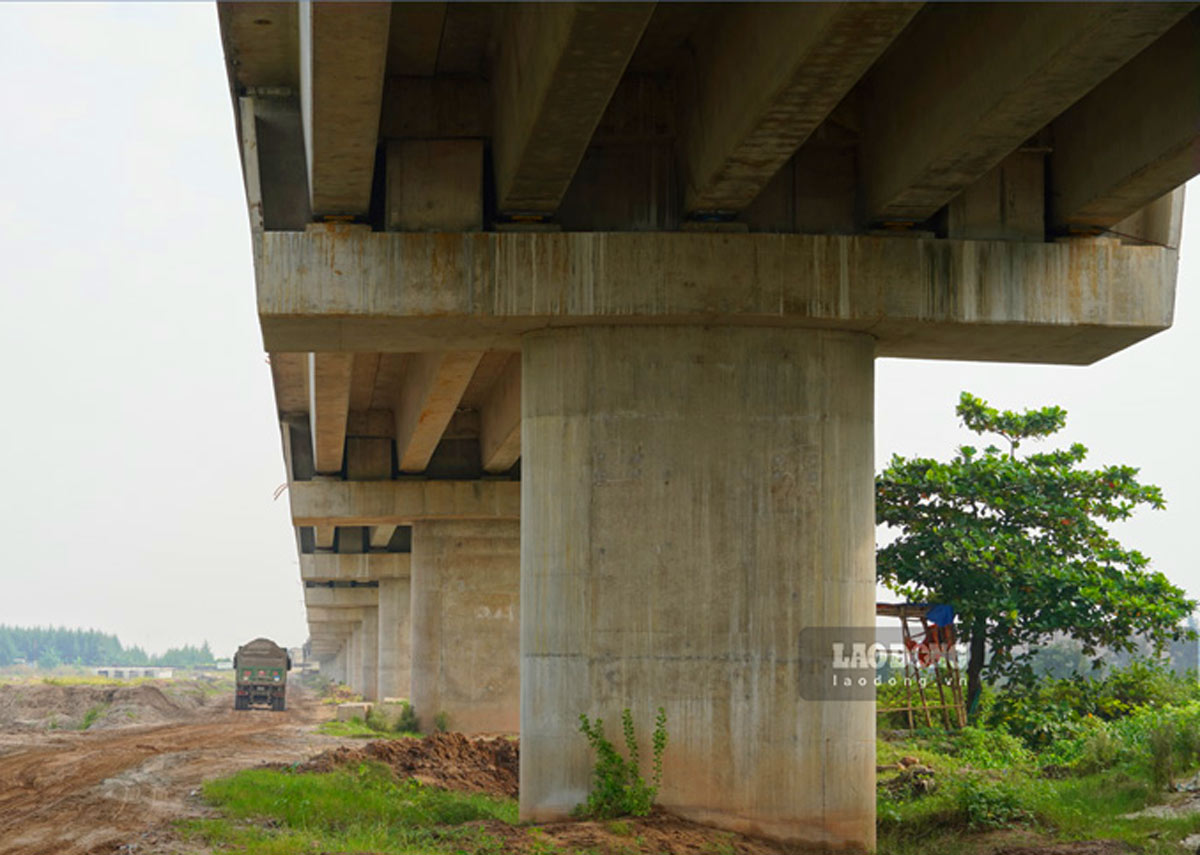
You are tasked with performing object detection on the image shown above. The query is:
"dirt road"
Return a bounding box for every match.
[0,683,343,855]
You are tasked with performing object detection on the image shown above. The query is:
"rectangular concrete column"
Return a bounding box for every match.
[410,519,520,733]
[360,606,379,701]
[347,626,362,695]
[521,326,876,850]
[377,577,412,700]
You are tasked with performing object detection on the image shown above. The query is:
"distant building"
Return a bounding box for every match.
[94,667,173,680]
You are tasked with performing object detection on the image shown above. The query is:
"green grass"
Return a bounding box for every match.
[876,730,1200,855]
[180,762,515,855]
[317,717,419,739]
[41,675,154,687]
[79,703,109,730]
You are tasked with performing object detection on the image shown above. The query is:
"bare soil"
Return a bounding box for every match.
[0,680,348,855]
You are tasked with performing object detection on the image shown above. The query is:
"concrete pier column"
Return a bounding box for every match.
[348,627,362,695]
[520,326,876,850]
[360,606,379,702]
[378,577,411,700]
[410,519,520,733]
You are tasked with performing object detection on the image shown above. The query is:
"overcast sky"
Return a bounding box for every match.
[1,4,1196,659]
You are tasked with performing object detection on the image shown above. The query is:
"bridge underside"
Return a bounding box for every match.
[220,2,1198,848]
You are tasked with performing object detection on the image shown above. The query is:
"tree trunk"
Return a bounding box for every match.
[967,617,987,720]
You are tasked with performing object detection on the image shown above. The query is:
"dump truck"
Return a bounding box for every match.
[233,637,291,711]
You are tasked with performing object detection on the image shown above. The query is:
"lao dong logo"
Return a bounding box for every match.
[797,626,959,700]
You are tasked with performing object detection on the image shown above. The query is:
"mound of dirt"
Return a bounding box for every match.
[0,682,209,731]
[294,732,519,798]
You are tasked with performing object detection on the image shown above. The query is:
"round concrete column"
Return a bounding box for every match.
[360,606,379,702]
[377,577,411,700]
[521,326,876,849]
[410,519,520,734]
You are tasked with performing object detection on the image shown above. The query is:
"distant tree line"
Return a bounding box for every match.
[0,625,215,669]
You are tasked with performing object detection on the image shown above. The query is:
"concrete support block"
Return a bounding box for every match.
[336,702,372,722]
[360,606,379,702]
[410,519,520,734]
[520,326,876,849]
[386,139,483,232]
[947,149,1045,242]
[378,577,412,701]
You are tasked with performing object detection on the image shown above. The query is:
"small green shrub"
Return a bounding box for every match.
[395,701,419,734]
[954,725,1032,769]
[79,703,108,730]
[575,707,667,819]
[954,776,1034,830]
[433,711,450,733]
[365,705,390,732]
[984,660,1200,751]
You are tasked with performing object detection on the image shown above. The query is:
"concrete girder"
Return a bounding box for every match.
[1050,10,1200,231]
[240,94,311,232]
[218,2,299,92]
[290,480,521,527]
[313,526,336,550]
[270,353,308,415]
[1112,189,1187,251]
[304,585,379,609]
[679,3,920,216]
[300,552,411,582]
[308,353,353,474]
[306,607,366,623]
[480,354,522,473]
[299,1,391,216]
[257,231,1176,365]
[307,629,359,642]
[393,351,484,473]
[307,627,354,643]
[491,2,655,215]
[308,627,353,638]
[859,3,1195,224]
[369,525,397,550]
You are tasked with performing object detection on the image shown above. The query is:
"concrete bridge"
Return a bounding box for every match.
[218,2,1199,848]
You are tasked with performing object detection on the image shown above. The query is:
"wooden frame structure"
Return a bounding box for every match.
[876,602,967,729]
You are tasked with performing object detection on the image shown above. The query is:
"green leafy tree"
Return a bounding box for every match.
[876,392,1194,712]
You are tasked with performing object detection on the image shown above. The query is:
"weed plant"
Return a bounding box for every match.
[575,707,667,819]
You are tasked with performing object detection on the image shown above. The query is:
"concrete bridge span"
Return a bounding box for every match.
[218,2,1199,848]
